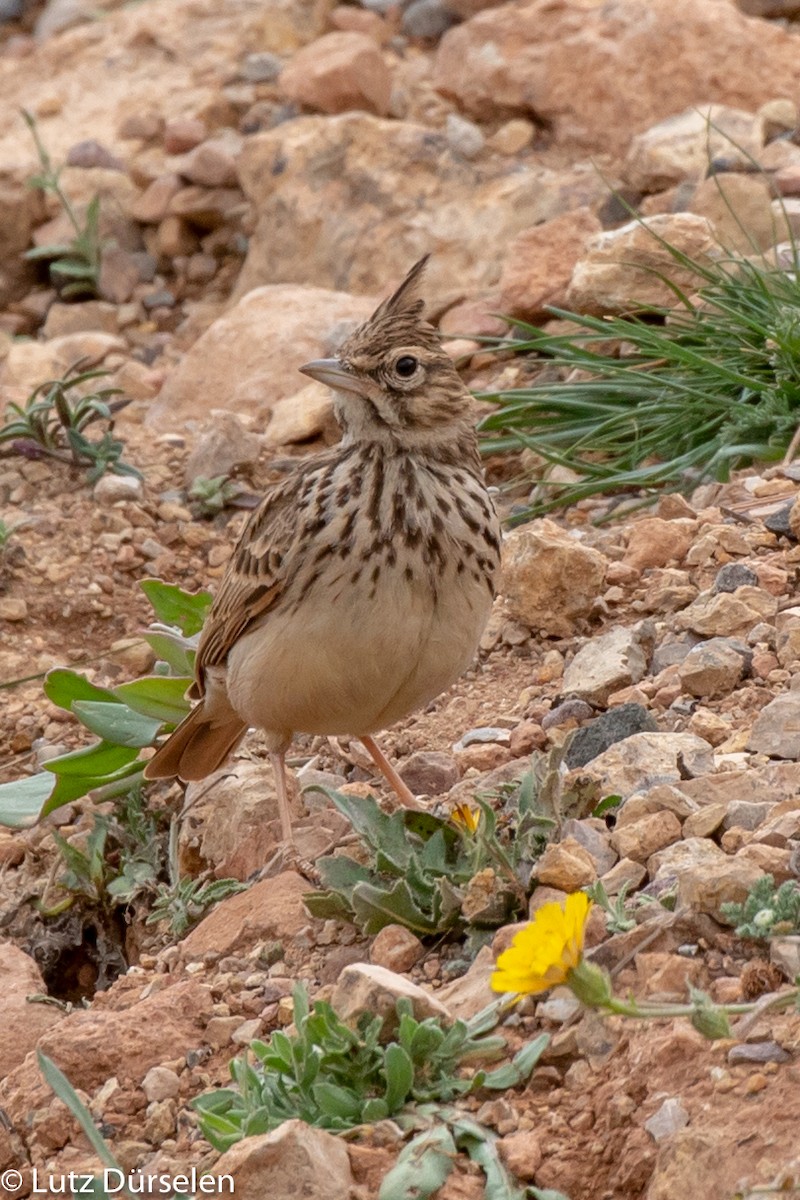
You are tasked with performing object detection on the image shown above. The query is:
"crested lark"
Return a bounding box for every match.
[145,257,502,851]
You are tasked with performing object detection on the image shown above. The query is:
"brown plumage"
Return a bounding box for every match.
[144,257,501,849]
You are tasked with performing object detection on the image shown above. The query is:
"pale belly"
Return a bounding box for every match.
[225,560,493,740]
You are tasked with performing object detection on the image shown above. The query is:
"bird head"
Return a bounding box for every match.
[299,257,476,449]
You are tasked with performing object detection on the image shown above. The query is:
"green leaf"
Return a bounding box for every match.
[383,1043,414,1112]
[311,1082,362,1122]
[143,629,197,675]
[113,676,191,724]
[378,1126,456,1200]
[72,701,161,747]
[592,794,623,818]
[41,762,143,816]
[302,889,354,923]
[315,854,373,898]
[0,773,54,829]
[351,878,439,936]
[140,579,212,636]
[42,741,139,778]
[44,668,119,711]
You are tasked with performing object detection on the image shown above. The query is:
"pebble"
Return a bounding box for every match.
[240,52,282,83]
[727,1041,790,1066]
[398,750,459,795]
[445,113,485,159]
[0,597,27,621]
[711,563,759,594]
[142,1066,181,1103]
[748,694,800,758]
[644,1098,689,1141]
[489,118,535,154]
[370,925,425,973]
[93,473,144,504]
[401,0,454,38]
[454,726,512,749]
[563,703,657,769]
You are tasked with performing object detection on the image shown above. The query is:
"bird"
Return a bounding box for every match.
[144,256,502,859]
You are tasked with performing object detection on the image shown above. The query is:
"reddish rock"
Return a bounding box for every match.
[0,943,63,1079]
[35,980,213,1091]
[280,32,392,116]
[146,285,375,430]
[566,214,719,316]
[370,925,425,973]
[624,518,696,572]
[499,208,602,322]
[163,117,207,154]
[434,0,800,154]
[180,872,313,958]
[214,1121,352,1200]
[131,174,182,224]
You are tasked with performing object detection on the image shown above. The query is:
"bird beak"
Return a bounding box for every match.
[299,357,363,395]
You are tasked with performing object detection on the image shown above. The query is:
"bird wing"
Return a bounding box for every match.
[191,470,305,698]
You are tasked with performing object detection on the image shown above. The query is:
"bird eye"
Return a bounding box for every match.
[394,355,419,378]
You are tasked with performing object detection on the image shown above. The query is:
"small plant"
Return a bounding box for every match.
[479,224,800,520]
[0,360,140,482]
[187,474,254,518]
[721,874,800,938]
[584,879,637,934]
[39,790,165,918]
[193,982,547,1148]
[23,108,104,298]
[146,817,246,936]
[0,579,211,829]
[303,773,554,937]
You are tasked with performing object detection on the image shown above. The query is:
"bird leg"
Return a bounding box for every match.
[268,749,319,883]
[360,735,422,811]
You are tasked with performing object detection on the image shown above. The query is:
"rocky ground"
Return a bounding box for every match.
[4,0,800,1197]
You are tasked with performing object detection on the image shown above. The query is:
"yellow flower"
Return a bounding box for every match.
[450,802,481,835]
[491,892,592,996]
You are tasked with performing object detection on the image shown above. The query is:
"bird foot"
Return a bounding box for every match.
[260,842,320,885]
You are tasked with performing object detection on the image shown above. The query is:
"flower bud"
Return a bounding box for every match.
[690,1004,732,1041]
[566,960,613,1008]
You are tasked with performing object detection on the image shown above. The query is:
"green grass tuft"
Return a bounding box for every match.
[479,242,800,520]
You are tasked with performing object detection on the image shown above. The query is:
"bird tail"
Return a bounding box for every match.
[144,694,248,783]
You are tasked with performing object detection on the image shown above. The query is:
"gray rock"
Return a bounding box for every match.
[399,750,460,796]
[748,694,800,758]
[0,0,23,20]
[764,501,794,538]
[184,410,261,488]
[455,726,512,749]
[644,1097,689,1141]
[712,562,759,594]
[650,637,695,674]
[402,0,455,38]
[722,801,774,832]
[564,703,657,769]
[561,818,617,874]
[542,698,594,731]
[727,1041,790,1065]
[562,625,649,705]
[677,637,749,699]
[241,52,282,83]
[445,113,485,159]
